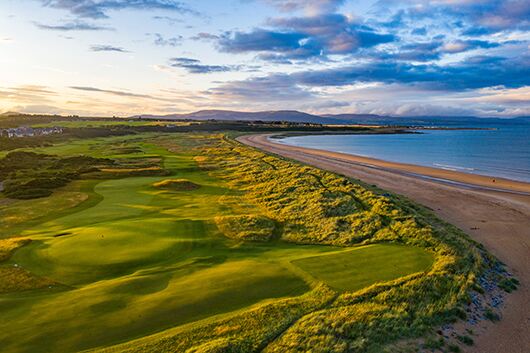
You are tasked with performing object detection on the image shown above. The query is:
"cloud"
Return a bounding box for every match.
[440,39,499,54]
[410,27,427,36]
[379,0,530,35]
[149,33,183,46]
[89,44,129,52]
[381,39,501,62]
[218,29,315,58]
[210,53,530,108]
[218,14,395,61]
[0,85,57,105]
[292,55,530,90]
[70,86,154,98]
[190,32,220,41]
[168,57,241,74]
[34,20,111,31]
[38,0,200,19]
[206,74,314,101]
[262,0,345,14]
[152,15,184,24]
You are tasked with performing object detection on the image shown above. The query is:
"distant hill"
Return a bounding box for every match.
[131,110,530,126]
[131,110,344,124]
[130,110,393,125]
[515,116,530,123]
[322,114,530,126]
[0,111,25,117]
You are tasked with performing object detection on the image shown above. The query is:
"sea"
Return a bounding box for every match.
[274,120,530,183]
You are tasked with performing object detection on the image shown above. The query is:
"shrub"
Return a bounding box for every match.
[215,215,278,241]
[498,278,519,293]
[484,308,500,322]
[457,335,474,346]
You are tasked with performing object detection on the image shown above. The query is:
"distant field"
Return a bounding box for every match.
[0,132,489,353]
[31,119,192,128]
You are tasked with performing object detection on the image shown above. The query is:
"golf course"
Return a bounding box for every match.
[0,130,505,352]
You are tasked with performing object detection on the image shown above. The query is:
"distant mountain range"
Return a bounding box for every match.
[131,110,530,127]
[2,110,528,127]
[132,110,346,125]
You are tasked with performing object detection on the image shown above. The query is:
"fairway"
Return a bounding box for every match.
[0,133,474,353]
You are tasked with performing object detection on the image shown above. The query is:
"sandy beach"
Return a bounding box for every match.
[238,133,530,353]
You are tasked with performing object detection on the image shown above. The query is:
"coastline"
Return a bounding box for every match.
[237,133,530,353]
[271,135,530,192]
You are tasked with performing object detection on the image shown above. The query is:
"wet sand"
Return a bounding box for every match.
[238,133,530,353]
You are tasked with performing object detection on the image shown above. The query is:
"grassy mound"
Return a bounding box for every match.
[153,178,201,191]
[215,215,278,241]
[0,237,56,293]
[0,237,31,262]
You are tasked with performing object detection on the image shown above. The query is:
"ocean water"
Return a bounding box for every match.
[275,122,530,183]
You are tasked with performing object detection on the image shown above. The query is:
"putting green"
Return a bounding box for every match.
[0,137,434,353]
[292,244,434,292]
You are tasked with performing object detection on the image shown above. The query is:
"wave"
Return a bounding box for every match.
[433,163,475,172]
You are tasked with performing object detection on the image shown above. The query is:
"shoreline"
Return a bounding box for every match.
[237,133,530,353]
[269,135,530,195]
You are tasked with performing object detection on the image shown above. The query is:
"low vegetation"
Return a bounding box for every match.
[0,151,112,199]
[152,178,201,191]
[215,214,278,241]
[0,237,56,293]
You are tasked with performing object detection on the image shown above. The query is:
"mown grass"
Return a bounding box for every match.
[292,244,433,292]
[0,132,494,353]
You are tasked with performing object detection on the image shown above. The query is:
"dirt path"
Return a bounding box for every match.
[237,133,530,353]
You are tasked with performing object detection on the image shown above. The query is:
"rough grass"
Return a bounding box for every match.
[215,214,278,241]
[0,266,55,293]
[0,237,31,262]
[0,237,56,293]
[152,178,201,191]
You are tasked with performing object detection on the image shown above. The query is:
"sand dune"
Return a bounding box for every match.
[238,133,530,353]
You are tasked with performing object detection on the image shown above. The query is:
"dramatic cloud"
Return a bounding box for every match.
[90,44,128,52]
[38,0,200,19]
[379,0,530,35]
[218,30,315,59]
[169,57,236,74]
[218,14,395,62]
[210,54,530,108]
[6,0,528,116]
[291,55,530,90]
[34,20,110,31]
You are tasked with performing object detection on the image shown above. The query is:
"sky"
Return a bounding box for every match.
[0,0,529,117]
